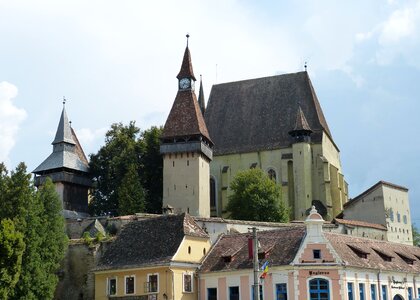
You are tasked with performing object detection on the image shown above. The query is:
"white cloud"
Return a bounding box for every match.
[75,127,108,157]
[379,5,418,45]
[0,82,26,165]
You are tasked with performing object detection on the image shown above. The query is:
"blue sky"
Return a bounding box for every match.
[1,0,419,224]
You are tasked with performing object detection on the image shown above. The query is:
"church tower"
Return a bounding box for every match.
[33,103,91,217]
[160,36,213,217]
[289,106,313,219]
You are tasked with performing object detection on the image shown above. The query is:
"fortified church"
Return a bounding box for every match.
[32,37,416,300]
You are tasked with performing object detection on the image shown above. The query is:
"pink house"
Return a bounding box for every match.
[199,207,420,300]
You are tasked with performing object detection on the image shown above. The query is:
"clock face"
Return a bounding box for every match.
[179,78,190,89]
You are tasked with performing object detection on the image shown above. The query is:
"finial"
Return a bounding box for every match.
[200,74,202,81]
[186,33,190,47]
[304,61,307,72]
[63,96,66,106]
[69,120,72,128]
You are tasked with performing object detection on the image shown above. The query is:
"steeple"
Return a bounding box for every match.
[176,34,196,81]
[198,75,206,115]
[52,103,76,145]
[160,37,213,218]
[33,103,91,217]
[289,106,313,143]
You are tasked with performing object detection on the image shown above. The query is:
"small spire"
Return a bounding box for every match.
[198,75,206,115]
[177,35,196,81]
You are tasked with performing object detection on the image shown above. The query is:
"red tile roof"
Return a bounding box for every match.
[334,218,387,231]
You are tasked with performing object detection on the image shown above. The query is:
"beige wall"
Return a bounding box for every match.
[343,183,412,245]
[173,236,211,263]
[210,133,347,221]
[163,152,210,217]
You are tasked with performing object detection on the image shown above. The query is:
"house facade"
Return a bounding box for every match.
[94,213,211,300]
[199,207,420,300]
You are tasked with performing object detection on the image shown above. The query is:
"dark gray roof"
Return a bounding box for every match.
[33,107,89,174]
[52,107,75,145]
[204,72,334,155]
[97,213,208,270]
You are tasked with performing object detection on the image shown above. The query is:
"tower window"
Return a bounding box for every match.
[188,246,191,254]
[313,249,321,259]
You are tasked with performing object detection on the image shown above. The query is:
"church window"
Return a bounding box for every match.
[403,215,407,224]
[389,209,394,222]
[188,246,191,254]
[203,248,206,255]
[267,169,277,182]
[397,212,401,222]
[125,275,135,294]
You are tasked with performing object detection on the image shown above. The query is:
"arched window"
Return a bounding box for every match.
[309,278,329,300]
[267,168,277,182]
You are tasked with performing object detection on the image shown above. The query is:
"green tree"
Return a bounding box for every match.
[139,126,163,213]
[226,168,289,222]
[89,122,163,216]
[0,219,25,300]
[0,164,67,300]
[412,224,420,246]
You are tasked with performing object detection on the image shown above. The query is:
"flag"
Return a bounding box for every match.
[260,261,269,279]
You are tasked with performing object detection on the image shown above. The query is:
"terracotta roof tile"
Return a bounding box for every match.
[199,227,305,273]
[176,46,196,81]
[334,218,387,231]
[162,90,212,143]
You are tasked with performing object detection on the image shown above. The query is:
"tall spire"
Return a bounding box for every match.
[176,34,196,81]
[198,74,206,115]
[52,102,75,145]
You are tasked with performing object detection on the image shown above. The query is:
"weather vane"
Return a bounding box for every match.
[304,61,307,72]
[63,96,67,106]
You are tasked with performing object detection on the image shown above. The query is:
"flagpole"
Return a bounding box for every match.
[252,227,259,300]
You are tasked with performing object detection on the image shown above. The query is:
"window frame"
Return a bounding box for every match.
[359,283,365,300]
[347,282,354,300]
[229,286,240,300]
[207,287,217,300]
[124,275,135,295]
[309,278,330,300]
[313,249,321,259]
[370,284,377,300]
[276,283,288,300]
[107,277,117,296]
[381,285,388,300]
[147,273,159,293]
[182,272,193,293]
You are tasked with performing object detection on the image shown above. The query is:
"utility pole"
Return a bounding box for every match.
[252,227,259,300]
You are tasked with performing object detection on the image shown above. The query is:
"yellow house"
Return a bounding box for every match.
[94,213,211,300]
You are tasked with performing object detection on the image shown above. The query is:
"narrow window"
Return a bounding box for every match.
[108,278,117,296]
[370,284,377,300]
[276,283,287,300]
[187,160,189,166]
[381,285,387,300]
[210,178,216,208]
[173,161,175,167]
[348,282,354,300]
[147,274,158,293]
[229,286,240,300]
[408,287,413,300]
[403,215,407,224]
[125,275,135,295]
[313,249,321,259]
[397,212,401,223]
[359,283,365,300]
[208,288,217,300]
[183,273,193,293]
[188,246,191,254]
[390,209,394,222]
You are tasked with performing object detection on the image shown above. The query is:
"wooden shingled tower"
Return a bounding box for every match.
[160,35,213,218]
[33,103,91,217]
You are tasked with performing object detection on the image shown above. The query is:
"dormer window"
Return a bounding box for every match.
[313,249,321,259]
[373,248,393,262]
[395,252,415,265]
[347,245,369,259]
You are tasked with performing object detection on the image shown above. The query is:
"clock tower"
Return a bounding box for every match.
[160,36,213,217]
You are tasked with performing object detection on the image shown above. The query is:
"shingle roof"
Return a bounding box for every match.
[199,227,305,273]
[162,89,212,142]
[325,232,420,272]
[333,218,387,231]
[33,107,89,174]
[176,46,196,81]
[97,213,208,271]
[291,106,312,132]
[204,72,333,155]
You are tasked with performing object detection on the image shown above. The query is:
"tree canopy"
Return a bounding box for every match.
[89,122,163,216]
[0,163,67,300]
[412,224,420,246]
[226,168,289,222]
